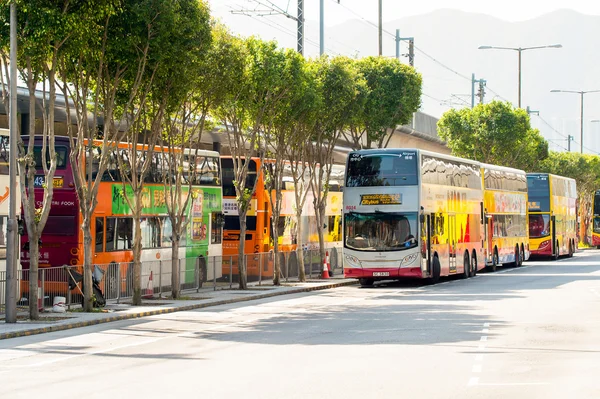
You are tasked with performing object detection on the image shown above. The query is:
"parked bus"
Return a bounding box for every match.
[20,136,223,299]
[343,148,484,287]
[592,190,600,248]
[527,173,577,259]
[481,163,529,271]
[221,157,343,279]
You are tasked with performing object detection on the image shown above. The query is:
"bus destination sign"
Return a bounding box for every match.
[360,193,402,205]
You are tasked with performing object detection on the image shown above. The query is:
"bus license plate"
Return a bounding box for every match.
[373,272,389,277]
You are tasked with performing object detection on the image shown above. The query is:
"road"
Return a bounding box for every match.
[2,250,600,398]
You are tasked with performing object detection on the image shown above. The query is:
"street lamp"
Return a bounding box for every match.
[550,89,600,154]
[478,44,562,108]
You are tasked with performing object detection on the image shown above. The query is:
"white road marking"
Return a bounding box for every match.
[482,328,489,333]
[483,323,490,328]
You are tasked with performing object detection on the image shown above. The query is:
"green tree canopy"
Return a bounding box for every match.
[345,56,422,149]
[437,100,549,171]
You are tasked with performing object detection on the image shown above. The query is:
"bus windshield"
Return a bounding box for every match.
[529,214,550,238]
[527,174,550,212]
[34,146,69,169]
[346,152,418,187]
[344,212,418,252]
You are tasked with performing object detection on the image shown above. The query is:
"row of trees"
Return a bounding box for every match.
[437,100,599,242]
[0,0,423,318]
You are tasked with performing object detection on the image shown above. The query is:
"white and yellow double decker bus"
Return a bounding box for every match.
[481,163,529,271]
[527,173,577,259]
[343,149,485,287]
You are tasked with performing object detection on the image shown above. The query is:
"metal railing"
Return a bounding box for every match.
[0,247,343,314]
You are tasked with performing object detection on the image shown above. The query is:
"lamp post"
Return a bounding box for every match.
[478,44,562,108]
[551,89,600,154]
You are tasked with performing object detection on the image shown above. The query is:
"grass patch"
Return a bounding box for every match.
[69,307,110,313]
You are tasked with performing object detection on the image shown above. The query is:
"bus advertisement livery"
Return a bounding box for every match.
[527,173,577,259]
[481,163,529,271]
[343,149,485,287]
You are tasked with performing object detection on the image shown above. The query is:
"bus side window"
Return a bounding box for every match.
[106,218,116,251]
[95,217,104,253]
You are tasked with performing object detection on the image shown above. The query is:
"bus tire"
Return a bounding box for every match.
[552,241,559,261]
[471,251,478,277]
[197,256,206,288]
[359,278,374,287]
[568,240,574,258]
[487,249,498,272]
[429,256,441,284]
[513,245,520,267]
[461,252,470,279]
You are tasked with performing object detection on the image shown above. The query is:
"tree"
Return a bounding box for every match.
[308,56,362,273]
[0,0,80,319]
[158,7,215,299]
[215,37,293,289]
[263,49,315,285]
[437,101,549,170]
[344,56,422,149]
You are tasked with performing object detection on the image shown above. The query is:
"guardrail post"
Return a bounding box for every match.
[159,259,163,298]
[229,255,233,289]
[213,256,216,291]
[41,268,45,311]
[117,262,121,304]
[258,253,262,287]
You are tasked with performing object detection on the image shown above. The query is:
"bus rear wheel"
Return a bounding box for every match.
[471,252,478,277]
[429,256,441,284]
[359,278,374,287]
[487,250,498,272]
[461,252,470,279]
[513,245,520,267]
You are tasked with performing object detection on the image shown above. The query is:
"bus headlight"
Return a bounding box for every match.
[345,254,362,267]
[402,253,418,266]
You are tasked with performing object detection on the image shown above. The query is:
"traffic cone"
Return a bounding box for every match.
[321,254,330,279]
[143,271,154,299]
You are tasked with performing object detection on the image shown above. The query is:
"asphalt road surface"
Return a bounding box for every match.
[2,250,600,399]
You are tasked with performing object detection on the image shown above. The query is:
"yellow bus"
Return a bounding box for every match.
[481,163,529,271]
[592,190,600,248]
[527,173,577,259]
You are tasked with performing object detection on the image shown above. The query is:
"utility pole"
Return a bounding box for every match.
[396,30,415,66]
[378,0,382,56]
[526,106,539,116]
[297,0,304,55]
[471,74,486,108]
[6,0,18,323]
[320,0,324,55]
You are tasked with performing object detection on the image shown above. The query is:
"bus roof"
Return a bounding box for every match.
[350,148,481,168]
[527,172,576,183]
[480,162,527,176]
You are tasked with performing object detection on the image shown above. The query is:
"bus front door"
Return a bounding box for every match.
[422,214,432,276]
[449,214,457,273]
[551,215,557,258]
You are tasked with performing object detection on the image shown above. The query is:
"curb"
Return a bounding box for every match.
[0,279,358,340]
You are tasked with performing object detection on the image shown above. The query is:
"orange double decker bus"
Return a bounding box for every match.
[221,157,343,280]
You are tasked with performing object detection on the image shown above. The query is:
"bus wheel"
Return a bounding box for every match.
[513,245,520,267]
[329,249,338,273]
[471,252,478,277]
[487,250,498,272]
[517,245,523,267]
[197,257,206,289]
[552,242,559,261]
[429,256,441,284]
[359,278,374,287]
[461,252,470,279]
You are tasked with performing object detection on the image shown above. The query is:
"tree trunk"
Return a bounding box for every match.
[171,238,180,299]
[238,210,248,289]
[296,209,306,282]
[132,209,142,305]
[82,218,94,312]
[28,237,40,320]
[316,200,326,274]
[272,211,280,286]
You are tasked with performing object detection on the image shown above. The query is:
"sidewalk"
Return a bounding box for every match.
[0,276,357,340]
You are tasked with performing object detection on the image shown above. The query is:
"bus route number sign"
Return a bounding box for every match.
[360,193,402,205]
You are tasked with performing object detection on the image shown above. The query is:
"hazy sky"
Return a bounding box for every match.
[210,0,600,25]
